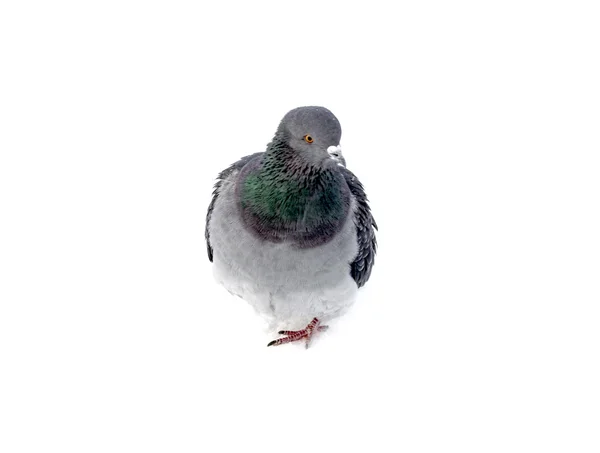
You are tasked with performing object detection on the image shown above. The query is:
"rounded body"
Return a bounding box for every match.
[208,165,359,329]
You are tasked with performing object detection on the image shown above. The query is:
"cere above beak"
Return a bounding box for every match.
[327,145,346,167]
[327,145,342,158]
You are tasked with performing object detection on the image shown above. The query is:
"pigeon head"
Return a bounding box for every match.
[272,106,342,167]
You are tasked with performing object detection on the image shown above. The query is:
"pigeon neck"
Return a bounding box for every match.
[237,146,351,247]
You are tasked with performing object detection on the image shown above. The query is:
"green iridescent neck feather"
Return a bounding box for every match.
[237,142,351,247]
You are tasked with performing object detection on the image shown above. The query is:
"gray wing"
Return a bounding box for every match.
[205,152,263,262]
[340,167,378,287]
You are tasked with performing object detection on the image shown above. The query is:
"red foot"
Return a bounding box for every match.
[267,318,328,348]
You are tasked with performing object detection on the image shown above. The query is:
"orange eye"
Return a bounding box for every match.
[304,135,314,143]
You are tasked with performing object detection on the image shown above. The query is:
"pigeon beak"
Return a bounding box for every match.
[327,145,346,167]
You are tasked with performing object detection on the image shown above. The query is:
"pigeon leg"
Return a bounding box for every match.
[267,318,328,348]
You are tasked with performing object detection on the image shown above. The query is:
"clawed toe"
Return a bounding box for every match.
[267,318,328,348]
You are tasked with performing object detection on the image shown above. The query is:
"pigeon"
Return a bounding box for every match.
[205,106,377,347]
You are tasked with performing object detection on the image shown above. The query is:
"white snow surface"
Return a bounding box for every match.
[1,1,599,452]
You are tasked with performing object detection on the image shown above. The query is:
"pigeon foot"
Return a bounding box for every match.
[267,318,328,349]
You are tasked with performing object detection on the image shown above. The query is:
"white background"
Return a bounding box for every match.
[1,1,599,451]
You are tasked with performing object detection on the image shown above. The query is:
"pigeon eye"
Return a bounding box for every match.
[304,135,314,144]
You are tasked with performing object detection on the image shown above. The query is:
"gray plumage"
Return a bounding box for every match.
[205,106,377,330]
